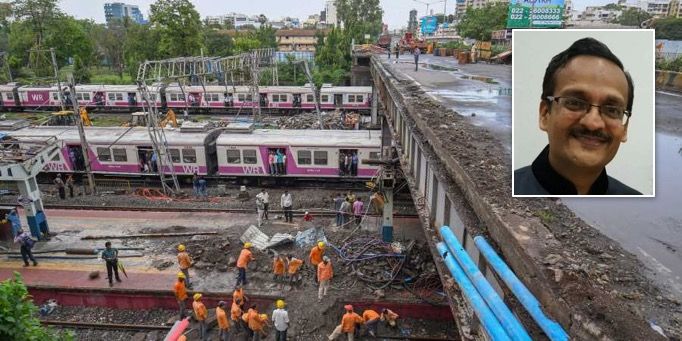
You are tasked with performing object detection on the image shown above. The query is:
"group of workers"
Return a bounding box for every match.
[172,240,400,340]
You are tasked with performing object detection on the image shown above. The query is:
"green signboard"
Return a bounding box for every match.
[507,0,564,28]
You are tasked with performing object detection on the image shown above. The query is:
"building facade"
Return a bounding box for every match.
[275,29,329,52]
[325,0,339,27]
[104,2,146,24]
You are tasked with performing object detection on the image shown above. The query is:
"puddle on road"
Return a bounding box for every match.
[427,88,500,103]
[421,63,459,72]
[564,133,682,298]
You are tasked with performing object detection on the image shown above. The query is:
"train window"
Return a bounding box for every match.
[112,148,127,162]
[227,150,241,164]
[182,149,197,163]
[108,93,116,101]
[97,147,111,162]
[207,94,220,102]
[6,92,13,100]
[320,95,329,102]
[314,151,328,165]
[306,94,314,102]
[52,93,58,100]
[238,94,253,102]
[272,94,287,103]
[116,93,123,101]
[347,95,355,103]
[243,150,257,164]
[169,149,181,163]
[356,95,364,103]
[297,150,311,165]
[369,152,380,160]
[76,93,91,101]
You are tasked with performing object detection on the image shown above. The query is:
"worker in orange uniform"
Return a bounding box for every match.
[380,308,399,328]
[216,301,230,341]
[173,272,188,319]
[285,254,304,286]
[236,242,254,287]
[242,304,259,339]
[362,309,381,337]
[193,293,208,341]
[178,333,188,341]
[177,244,193,288]
[233,285,248,305]
[328,305,364,341]
[273,254,285,282]
[249,313,269,341]
[309,241,326,283]
[317,256,333,302]
[231,298,244,333]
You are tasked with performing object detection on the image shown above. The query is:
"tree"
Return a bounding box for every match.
[258,14,268,24]
[11,0,61,47]
[233,36,261,53]
[653,17,682,40]
[44,16,96,67]
[456,3,508,41]
[204,29,234,57]
[335,0,383,42]
[254,25,277,49]
[72,55,90,83]
[614,7,651,27]
[150,0,203,57]
[0,273,71,340]
[603,3,623,10]
[314,28,349,85]
[124,22,161,78]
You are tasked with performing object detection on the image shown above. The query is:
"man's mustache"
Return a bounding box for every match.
[569,126,613,142]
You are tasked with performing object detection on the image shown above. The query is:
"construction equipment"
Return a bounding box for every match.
[159,108,178,128]
[399,32,427,52]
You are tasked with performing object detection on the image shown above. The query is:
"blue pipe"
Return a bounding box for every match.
[440,226,532,341]
[436,242,511,341]
[474,236,569,341]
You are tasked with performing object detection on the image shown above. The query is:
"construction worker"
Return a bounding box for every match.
[193,293,208,341]
[380,308,399,327]
[231,298,244,333]
[272,300,289,341]
[362,309,381,337]
[177,244,193,288]
[273,254,285,282]
[233,285,248,306]
[317,256,333,302]
[242,304,259,339]
[178,333,188,341]
[236,242,254,287]
[285,254,304,285]
[102,241,121,287]
[174,272,188,319]
[328,305,364,341]
[250,313,269,341]
[216,301,230,341]
[309,241,325,283]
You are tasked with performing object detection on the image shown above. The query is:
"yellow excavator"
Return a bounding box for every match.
[159,108,178,128]
[123,109,178,128]
[47,108,92,126]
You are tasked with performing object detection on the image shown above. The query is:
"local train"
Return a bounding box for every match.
[0,124,382,179]
[0,83,372,114]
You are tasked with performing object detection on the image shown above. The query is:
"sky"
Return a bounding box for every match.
[58,0,613,30]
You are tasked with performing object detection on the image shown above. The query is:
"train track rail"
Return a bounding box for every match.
[41,320,171,332]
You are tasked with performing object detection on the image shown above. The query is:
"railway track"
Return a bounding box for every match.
[41,320,171,332]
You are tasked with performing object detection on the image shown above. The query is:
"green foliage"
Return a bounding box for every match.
[10,0,62,46]
[657,56,682,72]
[234,36,261,53]
[274,56,308,86]
[441,40,469,50]
[254,25,277,49]
[123,22,161,79]
[491,44,508,56]
[613,7,651,26]
[654,17,682,40]
[204,29,234,57]
[603,3,623,10]
[335,0,384,43]
[73,55,91,83]
[44,16,96,67]
[0,272,71,340]
[150,0,204,57]
[314,28,349,86]
[457,3,508,41]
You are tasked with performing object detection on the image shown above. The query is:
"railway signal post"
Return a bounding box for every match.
[363,158,398,242]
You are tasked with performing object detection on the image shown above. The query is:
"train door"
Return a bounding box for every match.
[94,91,105,108]
[293,94,301,108]
[267,147,287,175]
[334,94,343,107]
[67,145,85,171]
[127,92,137,107]
[137,146,154,173]
[188,92,200,107]
[259,93,268,107]
[339,149,358,176]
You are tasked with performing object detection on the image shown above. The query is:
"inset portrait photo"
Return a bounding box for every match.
[512,29,655,197]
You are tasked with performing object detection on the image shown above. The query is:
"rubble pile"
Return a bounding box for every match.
[178,235,233,272]
[274,111,344,129]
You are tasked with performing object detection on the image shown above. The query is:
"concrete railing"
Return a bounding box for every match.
[655,69,682,91]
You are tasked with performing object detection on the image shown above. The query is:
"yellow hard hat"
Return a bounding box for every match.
[244,242,252,249]
[276,300,285,309]
[318,242,325,248]
[260,313,267,320]
[178,244,186,252]
[193,293,202,301]
[177,272,186,279]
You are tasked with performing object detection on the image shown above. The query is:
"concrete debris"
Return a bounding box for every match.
[240,225,295,250]
[543,253,563,265]
[273,111,364,130]
[294,227,328,248]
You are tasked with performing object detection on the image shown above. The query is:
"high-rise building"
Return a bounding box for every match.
[325,0,339,27]
[408,9,418,32]
[104,2,147,24]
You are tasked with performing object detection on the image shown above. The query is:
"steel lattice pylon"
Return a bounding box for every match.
[135,49,277,195]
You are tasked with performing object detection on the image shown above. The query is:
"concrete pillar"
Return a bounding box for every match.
[382,187,394,242]
[371,86,378,125]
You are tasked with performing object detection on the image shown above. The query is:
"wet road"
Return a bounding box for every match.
[381,55,682,299]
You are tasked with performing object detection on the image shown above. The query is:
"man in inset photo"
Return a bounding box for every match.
[513,30,654,196]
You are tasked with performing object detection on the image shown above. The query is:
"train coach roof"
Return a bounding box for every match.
[320,86,371,94]
[75,85,139,92]
[216,129,381,147]
[2,126,211,146]
[17,85,59,91]
[0,84,18,91]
